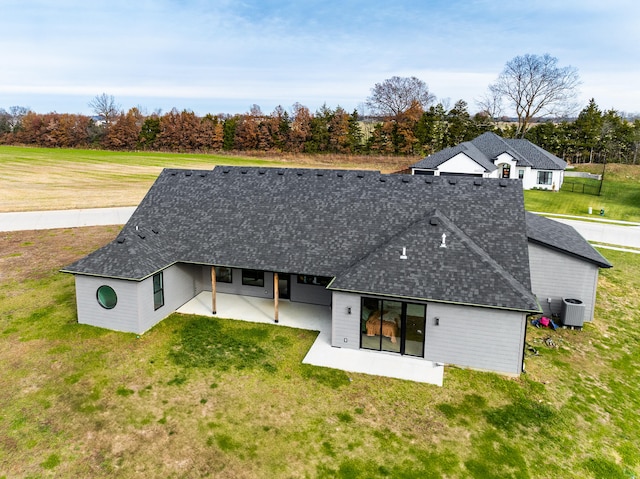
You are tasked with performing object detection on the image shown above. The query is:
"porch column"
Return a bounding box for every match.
[274,272,279,323]
[211,266,217,315]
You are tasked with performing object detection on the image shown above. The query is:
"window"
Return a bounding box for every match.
[518,169,525,180]
[297,275,331,287]
[215,266,232,283]
[96,285,117,309]
[537,171,553,185]
[153,272,164,310]
[242,269,264,287]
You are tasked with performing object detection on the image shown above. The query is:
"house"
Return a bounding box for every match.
[62,166,610,377]
[411,132,567,190]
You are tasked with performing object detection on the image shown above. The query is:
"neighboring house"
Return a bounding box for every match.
[62,166,609,377]
[411,132,567,190]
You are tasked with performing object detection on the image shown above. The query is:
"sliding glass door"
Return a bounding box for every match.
[360,298,425,357]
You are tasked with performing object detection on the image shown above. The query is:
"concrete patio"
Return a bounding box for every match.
[177,292,444,386]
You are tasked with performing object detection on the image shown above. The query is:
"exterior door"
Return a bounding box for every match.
[361,299,426,357]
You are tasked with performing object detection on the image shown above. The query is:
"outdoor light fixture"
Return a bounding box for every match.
[347,306,352,315]
[434,317,440,326]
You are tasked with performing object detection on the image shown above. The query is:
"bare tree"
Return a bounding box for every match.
[366,76,436,118]
[89,93,120,125]
[488,53,580,137]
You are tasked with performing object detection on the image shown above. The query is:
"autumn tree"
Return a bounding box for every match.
[487,53,580,137]
[366,76,435,119]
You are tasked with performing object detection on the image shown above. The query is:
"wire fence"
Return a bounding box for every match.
[561,180,602,196]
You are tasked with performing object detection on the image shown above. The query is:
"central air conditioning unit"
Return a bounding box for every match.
[561,298,585,328]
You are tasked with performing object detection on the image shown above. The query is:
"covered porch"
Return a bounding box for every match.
[177,291,444,386]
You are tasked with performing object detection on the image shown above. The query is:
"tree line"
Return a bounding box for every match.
[1,98,638,163]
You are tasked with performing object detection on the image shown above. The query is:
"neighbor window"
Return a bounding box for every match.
[537,171,553,185]
[153,272,164,310]
[297,275,331,287]
[518,169,525,180]
[96,285,117,309]
[242,269,264,287]
[215,266,232,283]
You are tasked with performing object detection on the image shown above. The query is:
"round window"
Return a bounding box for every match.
[96,285,117,309]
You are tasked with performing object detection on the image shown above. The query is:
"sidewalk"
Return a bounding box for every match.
[0,207,136,232]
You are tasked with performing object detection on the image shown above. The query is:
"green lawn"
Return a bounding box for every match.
[0,228,638,478]
[524,163,640,222]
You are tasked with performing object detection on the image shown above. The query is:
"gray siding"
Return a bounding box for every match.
[203,267,274,299]
[425,303,526,375]
[75,275,141,333]
[331,292,361,349]
[291,278,332,306]
[528,243,598,322]
[138,263,200,333]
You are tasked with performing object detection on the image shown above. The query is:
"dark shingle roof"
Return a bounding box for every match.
[63,167,540,312]
[525,212,612,268]
[412,132,567,171]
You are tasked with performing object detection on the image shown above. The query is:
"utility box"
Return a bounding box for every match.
[561,298,585,328]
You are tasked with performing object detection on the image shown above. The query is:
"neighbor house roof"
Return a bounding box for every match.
[525,212,613,268]
[412,132,567,171]
[63,166,541,312]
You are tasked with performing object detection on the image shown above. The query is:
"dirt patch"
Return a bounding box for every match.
[0,226,120,284]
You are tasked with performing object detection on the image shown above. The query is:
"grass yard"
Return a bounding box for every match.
[0,228,639,478]
[0,146,411,212]
[524,163,640,222]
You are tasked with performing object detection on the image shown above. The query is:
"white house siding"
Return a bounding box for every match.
[424,303,526,375]
[528,243,598,323]
[331,291,361,349]
[75,275,141,333]
[522,169,564,191]
[435,153,487,176]
[290,278,332,305]
[494,153,517,179]
[137,263,200,333]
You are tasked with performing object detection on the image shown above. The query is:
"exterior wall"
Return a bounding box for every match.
[137,263,200,333]
[331,291,361,349]
[204,267,274,299]
[436,153,487,176]
[290,277,332,305]
[75,275,141,333]
[331,292,526,375]
[528,243,599,323]
[425,303,527,375]
[522,169,564,191]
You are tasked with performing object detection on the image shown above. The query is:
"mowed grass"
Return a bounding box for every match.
[0,146,411,212]
[524,163,640,222]
[0,229,639,478]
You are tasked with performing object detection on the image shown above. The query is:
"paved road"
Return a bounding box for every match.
[0,207,136,232]
[1,207,639,252]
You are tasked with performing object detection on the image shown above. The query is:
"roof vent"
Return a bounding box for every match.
[379,177,386,182]
[138,233,146,240]
[117,237,126,244]
[473,178,483,186]
[185,171,192,177]
[316,172,324,177]
[424,177,433,184]
[448,178,458,185]
[258,170,266,175]
[357,173,364,178]
[336,172,343,178]
[297,171,304,176]
[241,169,247,174]
[277,170,284,176]
[199,173,207,177]
[499,179,508,187]
[402,177,410,183]
[170,172,177,176]
[222,168,230,174]
[430,217,439,226]
[152,228,159,234]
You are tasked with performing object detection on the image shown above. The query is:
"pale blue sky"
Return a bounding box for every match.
[1,0,639,116]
